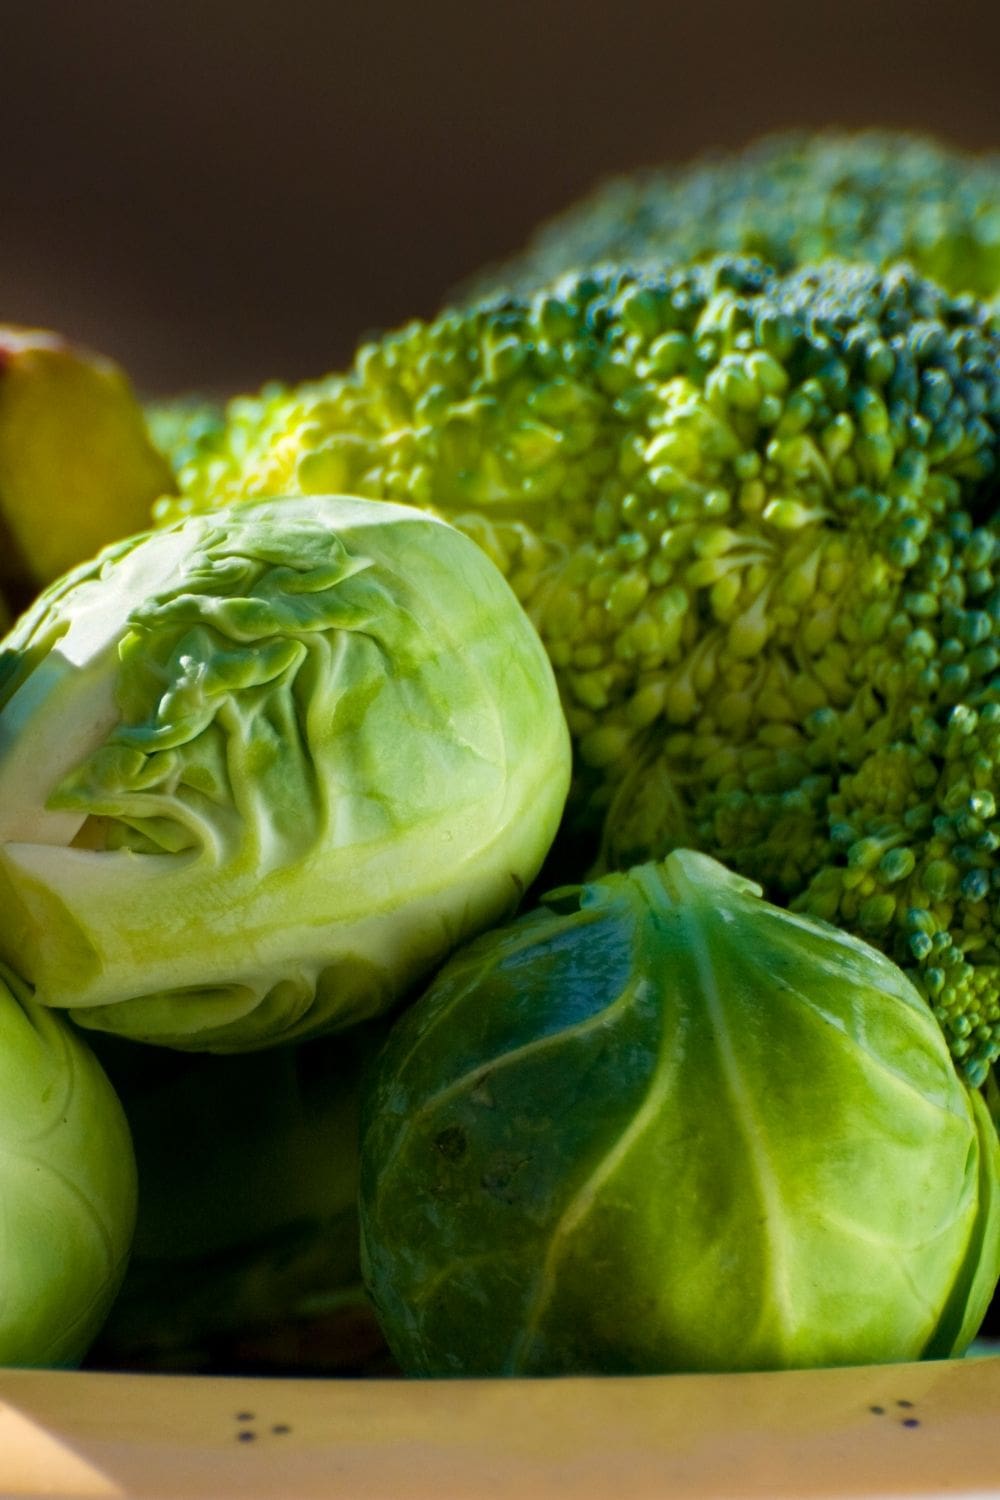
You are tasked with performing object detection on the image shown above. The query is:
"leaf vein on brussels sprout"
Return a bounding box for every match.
[737,939,970,1117]
[373,954,647,1193]
[505,989,687,1367]
[676,895,799,1350]
[366,907,611,1107]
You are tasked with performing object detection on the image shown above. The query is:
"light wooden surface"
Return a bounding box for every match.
[0,1356,997,1500]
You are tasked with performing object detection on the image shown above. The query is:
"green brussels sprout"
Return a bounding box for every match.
[89,1025,390,1375]
[0,961,136,1366]
[0,494,570,1051]
[360,850,1000,1376]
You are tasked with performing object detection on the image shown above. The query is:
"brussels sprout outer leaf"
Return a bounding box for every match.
[920,1084,1000,1358]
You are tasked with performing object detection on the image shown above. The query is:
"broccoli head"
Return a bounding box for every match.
[465,130,1000,304]
[158,256,1000,1084]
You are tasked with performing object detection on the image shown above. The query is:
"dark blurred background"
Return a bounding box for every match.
[3,0,999,396]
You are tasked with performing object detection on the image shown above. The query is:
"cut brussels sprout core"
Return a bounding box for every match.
[360,849,1000,1376]
[0,962,136,1367]
[0,494,570,1050]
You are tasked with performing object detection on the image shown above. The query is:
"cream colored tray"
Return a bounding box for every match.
[0,1357,998,1500]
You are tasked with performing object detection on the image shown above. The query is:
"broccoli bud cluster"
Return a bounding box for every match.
[465,130,1000,307]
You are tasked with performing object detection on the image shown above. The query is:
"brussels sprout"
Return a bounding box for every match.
[90,1025,390,1374]
[0,494,570,1050]
[360,850,1000,1376]
[0,961,136,1366]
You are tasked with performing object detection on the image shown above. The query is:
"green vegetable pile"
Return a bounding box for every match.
[0,128,998,1378]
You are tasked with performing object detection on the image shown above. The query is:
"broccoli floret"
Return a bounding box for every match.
[144,394,227,478]
[158,256,1000,1082]
[465,130,1000,304]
